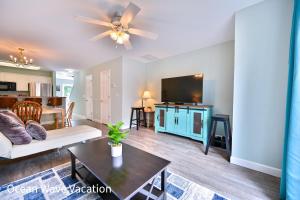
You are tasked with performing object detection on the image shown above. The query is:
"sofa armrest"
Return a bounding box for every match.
[0,131,12,159]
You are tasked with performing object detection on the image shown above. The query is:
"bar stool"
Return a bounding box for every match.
[25,97,42,105]
[205,114,232,161]
[47,97,62,107]
[129,107,147,130]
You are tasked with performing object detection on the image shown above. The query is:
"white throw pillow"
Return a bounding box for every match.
[0,131,12,159]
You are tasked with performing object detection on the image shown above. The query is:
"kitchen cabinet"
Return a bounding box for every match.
[0,72,51,91]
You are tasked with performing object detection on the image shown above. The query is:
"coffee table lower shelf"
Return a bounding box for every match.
[74,165,166,200]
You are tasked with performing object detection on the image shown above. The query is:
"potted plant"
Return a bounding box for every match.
[107,122,128,157]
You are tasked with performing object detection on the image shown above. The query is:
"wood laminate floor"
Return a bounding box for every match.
[0,120,280,200]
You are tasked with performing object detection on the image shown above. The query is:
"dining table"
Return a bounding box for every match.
[42,107,65,129]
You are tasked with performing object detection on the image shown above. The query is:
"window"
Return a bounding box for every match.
[63,84,72,97]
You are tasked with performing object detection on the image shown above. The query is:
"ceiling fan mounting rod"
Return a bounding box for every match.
[112,24,128,33]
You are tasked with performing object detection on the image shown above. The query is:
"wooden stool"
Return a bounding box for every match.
[47,97,62,107]
[25,97,42,105]
[205,114,232,161]
[129,107,147,130]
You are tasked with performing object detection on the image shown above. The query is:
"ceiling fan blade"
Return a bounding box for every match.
[75,16,112,27]
[124,39,132,50]
[128,28,158,40]
[90,30,112,41]
[120,2,141,25]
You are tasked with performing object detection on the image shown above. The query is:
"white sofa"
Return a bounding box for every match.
[0,125,102,159]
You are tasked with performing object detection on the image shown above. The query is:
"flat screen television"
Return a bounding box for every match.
[161,74,203,103]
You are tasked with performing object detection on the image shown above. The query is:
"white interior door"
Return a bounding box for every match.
[85,75,93,120]
[100,69,111,124]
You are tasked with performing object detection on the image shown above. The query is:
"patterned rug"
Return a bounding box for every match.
[0,163,229,200]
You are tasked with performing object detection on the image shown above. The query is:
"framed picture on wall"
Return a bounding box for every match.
[56,85,61,92]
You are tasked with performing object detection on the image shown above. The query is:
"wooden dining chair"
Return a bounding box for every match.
[65,102,75,127]
[12,101,43,123]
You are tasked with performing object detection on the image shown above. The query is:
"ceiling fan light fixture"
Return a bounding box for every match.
[77,2,157,50]
[116,37,124,44]
[110,31,118,41]
[123,33,130,41]
[111,31,130,44]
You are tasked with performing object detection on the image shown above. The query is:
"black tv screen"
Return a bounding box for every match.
[161,75,203,103]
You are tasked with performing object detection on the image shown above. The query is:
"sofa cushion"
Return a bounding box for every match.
[0,131,13,158]
[26,120,47,140]
[10,125,102,159]
[0,112,32,145]
[0,110,25,126]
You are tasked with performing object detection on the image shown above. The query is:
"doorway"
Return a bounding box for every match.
[62,83,73,106]
[85,75,93,120]
[100,69,111,124]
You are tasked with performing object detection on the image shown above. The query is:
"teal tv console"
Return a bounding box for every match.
[154,104,213,146]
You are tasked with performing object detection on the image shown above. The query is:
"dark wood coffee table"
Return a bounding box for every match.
[68,138,170,200]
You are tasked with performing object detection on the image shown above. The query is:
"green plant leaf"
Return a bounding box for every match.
[107,121,127,145]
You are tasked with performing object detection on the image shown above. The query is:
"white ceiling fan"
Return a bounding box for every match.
[76,2,158,50]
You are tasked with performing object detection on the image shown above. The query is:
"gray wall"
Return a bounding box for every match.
[70,70,87,117]
[122,57,147,128]
[146,41,234,116]
[71,57,147,128]
[70,57,123,123]
[88,57,123,123]
[232,0,292,171]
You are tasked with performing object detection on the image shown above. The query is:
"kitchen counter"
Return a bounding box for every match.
[0,96,66,109]
[0,96,67,125]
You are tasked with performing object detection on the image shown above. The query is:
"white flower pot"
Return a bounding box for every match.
[111,143,122,157]
[112,156,123,168]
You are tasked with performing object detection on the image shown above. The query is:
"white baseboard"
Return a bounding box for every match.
[121,125,130,130]
[93,119,101,123]
[41,120,55,125]
[230,156,281,177]
[73,113,87,120]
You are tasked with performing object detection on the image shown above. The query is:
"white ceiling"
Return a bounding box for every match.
[0,0,262,70]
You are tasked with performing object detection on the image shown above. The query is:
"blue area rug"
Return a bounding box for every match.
[0,163,229,200]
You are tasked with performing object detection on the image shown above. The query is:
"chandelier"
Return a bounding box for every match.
[9,48,34,67]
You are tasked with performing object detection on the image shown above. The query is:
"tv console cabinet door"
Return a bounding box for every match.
[189,110,204,139]
[166,108,176,133]
[155,108,167,132]
[175,109,188,136]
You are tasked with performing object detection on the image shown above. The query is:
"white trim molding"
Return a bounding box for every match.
[230,156,281,177]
